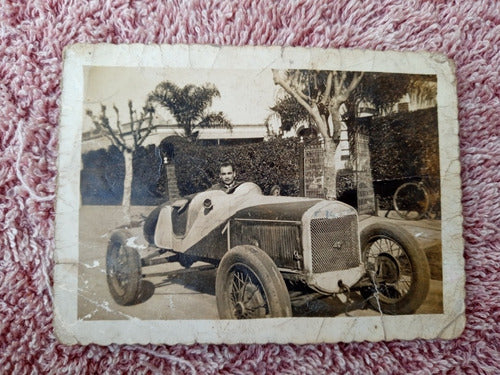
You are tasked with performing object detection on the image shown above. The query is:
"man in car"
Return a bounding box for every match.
[174,161,242,212]
[208,161,242,194]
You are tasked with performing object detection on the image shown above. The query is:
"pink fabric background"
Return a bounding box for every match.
[1,1,498,373]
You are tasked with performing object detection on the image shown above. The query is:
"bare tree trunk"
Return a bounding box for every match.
[122,151,133,223]
[324,138,338,200]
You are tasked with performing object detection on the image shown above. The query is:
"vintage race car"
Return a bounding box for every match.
[106,182,430,318]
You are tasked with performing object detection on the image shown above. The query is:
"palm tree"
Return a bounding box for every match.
[148,81,232,140]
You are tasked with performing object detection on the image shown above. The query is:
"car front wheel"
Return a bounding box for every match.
[216,245,292,319]
[106,230,142,306]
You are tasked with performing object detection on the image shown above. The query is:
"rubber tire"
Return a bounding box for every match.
[393,182,429,220]
[106,230,142,306]
[360,223,431,315]
[216,245,292,319]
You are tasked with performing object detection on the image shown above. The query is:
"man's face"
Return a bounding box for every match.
[219,165,236,186]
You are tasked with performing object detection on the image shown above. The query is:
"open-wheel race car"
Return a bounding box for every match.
[106,182,431,318]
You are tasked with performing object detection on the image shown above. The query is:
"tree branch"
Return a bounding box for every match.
[128,100,139,147]
[273,70,314,116]
[346,72,364,95]
[335,72,347,101]
[322,114,331,138]
[273,70,330,139]
[113,105,123,136]
[296,88,312,103]
[333,72,341,96]
[287,71,311,103]
[95,105,130,152]
[137,111,154,147]
[321,72,333,105]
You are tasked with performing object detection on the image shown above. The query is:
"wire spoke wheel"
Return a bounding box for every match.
[108,243,133,297]
[360,223,430,315]
[106,230,142,305]
[216,245,292,319]
[229,264,268,319]
[364,237,413,304]
[393,182,429,220]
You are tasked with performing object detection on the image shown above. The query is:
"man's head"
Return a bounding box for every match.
[219,162,236,187]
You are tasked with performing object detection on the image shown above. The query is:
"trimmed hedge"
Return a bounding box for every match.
[367,107,440,209]
[81,145,166,205]
[81,108,439,207]
[80,138,302,205]
[131,144,165,205]
[164,137,302,197]
[81,146,124,205]
[368,107,439,182]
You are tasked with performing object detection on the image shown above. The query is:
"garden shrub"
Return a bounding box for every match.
[368,107,439,181]
[81,144,167,205]
[336,169,357,208]
[367,107,440,209]
[80,145,124,205]
[131,144,165,205]
[163,137,302,197]
[81,108,438,207]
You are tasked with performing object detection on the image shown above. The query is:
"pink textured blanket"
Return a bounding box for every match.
[1,1,498,373]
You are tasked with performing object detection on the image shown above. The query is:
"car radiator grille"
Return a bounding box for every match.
[233,222,300,269]
[310,215,360,273]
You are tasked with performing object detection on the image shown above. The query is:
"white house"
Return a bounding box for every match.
[81,122,268,154]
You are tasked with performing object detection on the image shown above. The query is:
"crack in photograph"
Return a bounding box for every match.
[77,64,443,321]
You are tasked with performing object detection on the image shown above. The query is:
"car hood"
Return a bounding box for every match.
[233,199,322,222]
[177,184,324,251]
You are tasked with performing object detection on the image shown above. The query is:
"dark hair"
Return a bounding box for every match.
[219,160,234,171]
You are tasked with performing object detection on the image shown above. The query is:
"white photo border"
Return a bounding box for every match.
[55,44,464,345]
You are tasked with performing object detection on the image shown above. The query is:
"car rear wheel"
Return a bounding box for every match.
[216,245,292,319]
[106,230,142,306]
[360,223,430,315]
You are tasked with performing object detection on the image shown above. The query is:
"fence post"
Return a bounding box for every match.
[299,144,305,197]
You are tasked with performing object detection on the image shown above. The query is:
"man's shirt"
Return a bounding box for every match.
[208,181,242,194]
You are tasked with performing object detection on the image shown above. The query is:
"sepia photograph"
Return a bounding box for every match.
[55,45,463,344]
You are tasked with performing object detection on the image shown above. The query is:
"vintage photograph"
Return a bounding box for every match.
[78,65,442,320]
[55,45,463,344]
